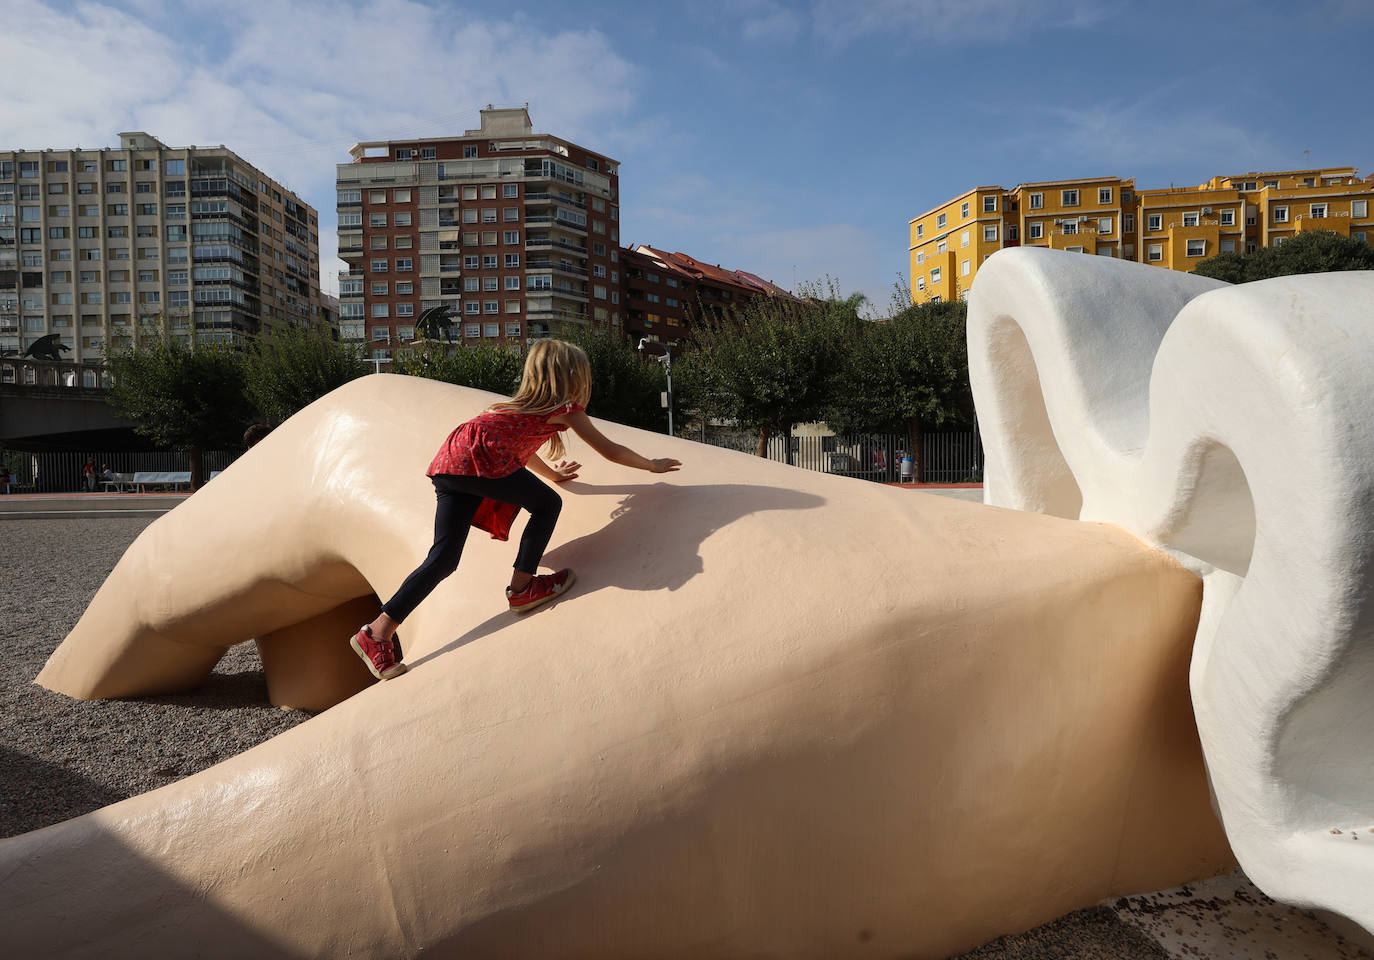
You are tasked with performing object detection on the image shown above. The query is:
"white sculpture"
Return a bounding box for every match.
[969,246,1374,933]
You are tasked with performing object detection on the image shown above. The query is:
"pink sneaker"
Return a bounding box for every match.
[350,625,408,680]
[506,569,576,614]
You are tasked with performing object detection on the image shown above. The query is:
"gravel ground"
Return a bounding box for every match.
[5,515,1354,959]
[0,516,311,838]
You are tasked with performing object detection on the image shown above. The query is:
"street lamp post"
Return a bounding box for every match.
[638,338,673,436]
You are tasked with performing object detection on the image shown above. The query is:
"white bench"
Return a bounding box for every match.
[129,470,222,492]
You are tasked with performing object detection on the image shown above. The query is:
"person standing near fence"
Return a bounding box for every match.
[83,458,96,492]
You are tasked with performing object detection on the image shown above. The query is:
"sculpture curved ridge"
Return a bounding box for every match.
[2,374,1234,958]
[969,247,1374,932]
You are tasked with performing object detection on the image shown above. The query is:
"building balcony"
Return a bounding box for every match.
[525,235,586,254]
[525,192,586,210]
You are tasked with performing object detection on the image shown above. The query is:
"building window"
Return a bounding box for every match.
[983,225,997,242]
[397,303,414,317]
[505,276,520,290]
[1352,200,1367,219]
[1147,213,1162,231]
[483,301,498,314]
[504,184,518,198]
[1182,212,1199,227]
[1029,193,1044,209]
[1273,236,1287,247]
[1028,222,1043,239]
[482,232,497,245]
[930,267,942,284]
[1061,189,1079,206]
[394,212,412,226]
[462,209,478,224]
[983,195,997,212]
[960,230,970,247]
[481,208,497,223]
[465,276,481,292]
[370,236,388,250]
[465,301,481,314]
[465,323,480,338]
[504,207,519,222]
[504,231,519,244]
[396,258,413,271]
[393,189,411,203]
[1147,244,1163,262]
[1065,246,1084,254]
[1098,187,1112,204]
[482,254,498,269]
[1272,206,1288,223]
[1061,220,1078,235]
[1219,209,1235,226]
[371,304,389,318]
[395,235,412,248]
[504,254,520,268]
[372,282,388,296]
[936,213,947,229]
[1220,239,1236,253]
[421,148,436,160]
[961,259,970,276]
[464,255,479,269]
[371,259,389,272]
[916,277,925,291]
[916,224,924,238]
[1186,239,1206,258]
[1097,218,1112,234]
[960,201,970,219]
[482,277,498,292]
[395,281,413,294]
[506,303,521,317]
[1310,203,1328,219]
[370,213,387,227]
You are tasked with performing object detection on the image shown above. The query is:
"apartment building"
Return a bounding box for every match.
[909,166,1373,303]
[337,107,620,362]
[1138,167,1371,268]
[908,186,1019,303]
[622,244,796,348]
[0,132,321,366]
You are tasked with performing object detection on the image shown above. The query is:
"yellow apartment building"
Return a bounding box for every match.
[909,166,1373,303]
[907,186,1014,302]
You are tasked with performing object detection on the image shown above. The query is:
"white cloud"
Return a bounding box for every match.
[1,0,638,293]
[1003,95,1284,185]
[824,0,1115,42]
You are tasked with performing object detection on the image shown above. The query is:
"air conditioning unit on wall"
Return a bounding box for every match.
[1202,207,1212,215]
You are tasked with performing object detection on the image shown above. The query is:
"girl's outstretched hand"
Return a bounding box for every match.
[551,460,581,482]
[649,458,682,473]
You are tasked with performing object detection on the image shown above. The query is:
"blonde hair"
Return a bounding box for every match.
[489,339,591,461]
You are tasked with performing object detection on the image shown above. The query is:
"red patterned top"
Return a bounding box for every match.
[426,402,584,542]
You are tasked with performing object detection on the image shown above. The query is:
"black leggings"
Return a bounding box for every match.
[381,470,562,624]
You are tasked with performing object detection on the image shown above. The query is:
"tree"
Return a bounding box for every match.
[105,332,255,489]
[556,324,669,432]
[243,322,369,425]
[392,340,524,396]
[685,295,853,456]
[1194,230,1374,282]
[823,295,973,477]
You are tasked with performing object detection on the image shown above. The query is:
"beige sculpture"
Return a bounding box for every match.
[7,375,1233,959]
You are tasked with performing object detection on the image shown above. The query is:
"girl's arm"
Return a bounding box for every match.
[528,454,581,483]
[555,411,681,473]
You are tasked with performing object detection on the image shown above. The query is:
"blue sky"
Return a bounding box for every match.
[6,0,1373,312]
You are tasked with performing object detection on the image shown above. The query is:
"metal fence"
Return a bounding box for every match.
[699,428,982,484]
[0,450,240,494]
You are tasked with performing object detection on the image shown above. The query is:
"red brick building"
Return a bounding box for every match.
[621,244,796,349]
[336,106,621,361]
